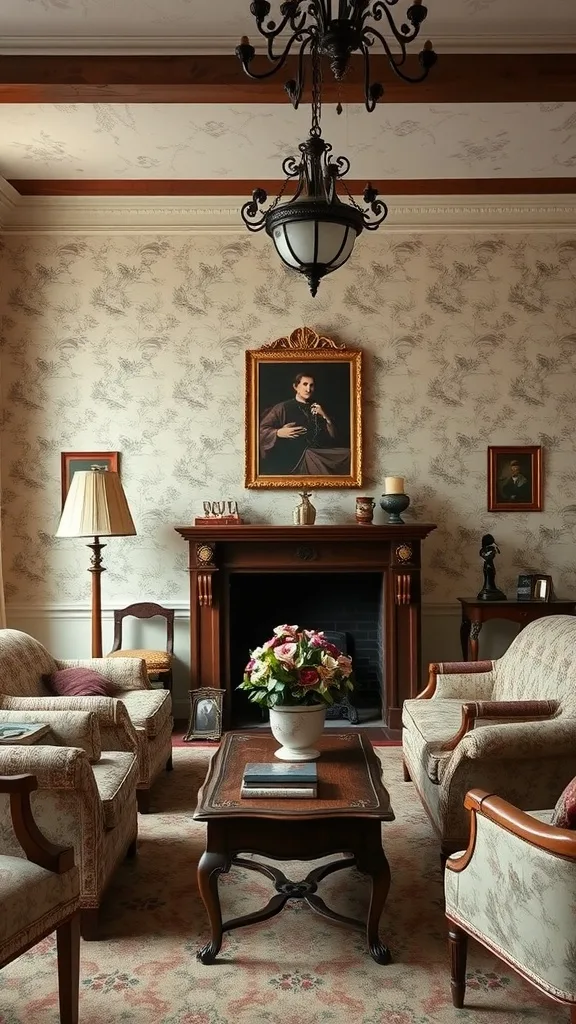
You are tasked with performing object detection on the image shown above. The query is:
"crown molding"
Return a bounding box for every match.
[3,194,576,234]
[0,176,20,231]
[0,33,574,55]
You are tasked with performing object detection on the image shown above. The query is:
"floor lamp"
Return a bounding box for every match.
[56,466,136,658]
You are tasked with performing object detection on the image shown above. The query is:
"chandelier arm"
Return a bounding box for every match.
[262,12,310,61]
[240,29,312,81]
[289,32,316,109]
[252,2,308,38]
[359,41,379,113]
[362,25,429,81]
[240,189,269,232]
[362,197,389,228]
[370,0,421,49]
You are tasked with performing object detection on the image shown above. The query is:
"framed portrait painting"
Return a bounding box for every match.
[61,451,119,508]
[184,687,224,742]
[245,326,362,488]
[487,446,543,512]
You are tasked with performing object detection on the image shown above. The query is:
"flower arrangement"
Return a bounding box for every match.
[238,624,355,708]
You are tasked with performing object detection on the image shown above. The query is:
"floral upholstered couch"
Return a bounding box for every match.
[402,615,576,857]
[0,706,138,939]
[0,629,173,811]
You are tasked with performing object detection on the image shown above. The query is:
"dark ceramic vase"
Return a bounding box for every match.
[380,493,410,525]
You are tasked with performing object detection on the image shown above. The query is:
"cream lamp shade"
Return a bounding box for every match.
[57,467,136,538]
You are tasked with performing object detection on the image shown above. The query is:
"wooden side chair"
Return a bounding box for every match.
[108,602,174,692]
[0,774,81,1024]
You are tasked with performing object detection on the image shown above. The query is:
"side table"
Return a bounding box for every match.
[194,730,395,965]
[458,597,576,661]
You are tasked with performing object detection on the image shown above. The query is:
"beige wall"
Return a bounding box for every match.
[0,224,575,708]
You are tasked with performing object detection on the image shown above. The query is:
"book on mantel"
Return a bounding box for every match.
[241,761,318,799]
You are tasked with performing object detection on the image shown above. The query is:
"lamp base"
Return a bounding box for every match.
[380,493,410,525]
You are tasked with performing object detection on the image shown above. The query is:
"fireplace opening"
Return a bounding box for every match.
[229,572,384,727]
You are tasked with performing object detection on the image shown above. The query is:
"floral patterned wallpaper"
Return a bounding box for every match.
[1,228,576,608]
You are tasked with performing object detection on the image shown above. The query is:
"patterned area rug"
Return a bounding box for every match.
[0,747,563,1024]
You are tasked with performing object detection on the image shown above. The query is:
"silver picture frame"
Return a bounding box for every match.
[184,687,224,741]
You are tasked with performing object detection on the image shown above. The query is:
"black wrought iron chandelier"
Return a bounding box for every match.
[236,0,436,113]
[240,49,388,297]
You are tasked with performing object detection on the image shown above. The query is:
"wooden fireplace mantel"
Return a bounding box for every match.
[175,523,437,729]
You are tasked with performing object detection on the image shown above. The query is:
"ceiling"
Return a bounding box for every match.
[0,0,575,52]
[0,1,575,191]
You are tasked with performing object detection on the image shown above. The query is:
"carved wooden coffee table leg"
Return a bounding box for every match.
[196,850,230,964]
[356,838,392,964]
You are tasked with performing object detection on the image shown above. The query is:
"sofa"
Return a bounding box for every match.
[402,615,576,858]
[0,707,138,939]
[0,628,173,811]
[445,788,576,1020]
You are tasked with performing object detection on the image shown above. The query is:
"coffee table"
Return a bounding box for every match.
[194,730,395,965]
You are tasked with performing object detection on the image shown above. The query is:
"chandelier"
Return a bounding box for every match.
[235,0,436,113]
[240,49,388,297]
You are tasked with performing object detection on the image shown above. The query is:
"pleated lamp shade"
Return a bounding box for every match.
[56,467,136,538]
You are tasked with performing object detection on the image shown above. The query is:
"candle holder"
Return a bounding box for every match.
[380,492,410,525]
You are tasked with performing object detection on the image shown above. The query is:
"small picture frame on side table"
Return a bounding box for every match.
[184,687,224,741]
[517,573,553,602]
[531,574,553,602]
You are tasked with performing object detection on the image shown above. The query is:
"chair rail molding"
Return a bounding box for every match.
[3,194,576,234]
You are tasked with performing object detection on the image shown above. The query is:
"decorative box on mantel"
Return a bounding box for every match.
[175,524,436,730]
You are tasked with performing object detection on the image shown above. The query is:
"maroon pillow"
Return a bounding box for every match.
[551,777,576,830]
[47,668,110,697]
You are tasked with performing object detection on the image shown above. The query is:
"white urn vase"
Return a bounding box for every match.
[269,704,326,761]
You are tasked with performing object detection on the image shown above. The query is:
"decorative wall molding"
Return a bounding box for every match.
[4,194,576,234]
[0,33,574,56]
[0,176,19,231]
[4,601,463,619]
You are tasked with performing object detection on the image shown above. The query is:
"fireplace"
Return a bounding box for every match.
[175,523,436,730]
[229,571,384,726]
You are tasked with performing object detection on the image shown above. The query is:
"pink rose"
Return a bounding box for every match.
[273,624,299,637]
[337,655,352,676]
[299,668,320,687]
[274,642,297,666]
[308,633,326,647]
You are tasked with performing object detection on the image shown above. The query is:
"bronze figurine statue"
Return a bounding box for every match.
[477,534,507,601]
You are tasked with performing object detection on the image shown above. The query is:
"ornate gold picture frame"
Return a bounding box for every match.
[245,326,362,488]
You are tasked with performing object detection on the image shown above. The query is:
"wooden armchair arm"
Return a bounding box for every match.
[419,661,494,699]
[447,788,576,872]
[442,699,559,751]
[0,774,74,872]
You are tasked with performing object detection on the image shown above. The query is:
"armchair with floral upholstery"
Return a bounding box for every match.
[0,707,138,939]
[0,628,173,812]
[402,615,576,857]
[445,788,576,1021]
[0,773,81,1024]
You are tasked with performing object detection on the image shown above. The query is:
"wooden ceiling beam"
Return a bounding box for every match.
[0,54,575,103]
[10,178,576,197]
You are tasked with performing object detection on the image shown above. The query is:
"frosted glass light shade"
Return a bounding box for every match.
[56,468,136,538]
[272,220,357,272]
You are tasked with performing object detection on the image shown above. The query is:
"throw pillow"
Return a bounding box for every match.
[551,776,576,830]
[46,667,110,697]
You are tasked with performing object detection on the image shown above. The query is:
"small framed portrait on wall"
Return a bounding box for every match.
[245,326,362,488]
[184,687,224,741]
[61,451,119,508]
[487,446,543,512]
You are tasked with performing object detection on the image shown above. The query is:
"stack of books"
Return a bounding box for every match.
[0,722,50,745]
[240,761,318,799]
